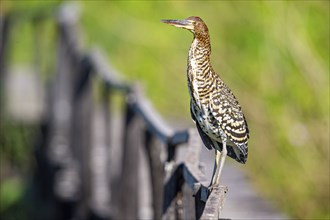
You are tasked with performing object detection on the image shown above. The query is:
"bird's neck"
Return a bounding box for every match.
[188,35,213,80]
[187,35,215,105]
[189,35,211,60]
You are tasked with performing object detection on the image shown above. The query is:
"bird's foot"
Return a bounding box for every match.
[208,183,218,193]
[209,177,220,191]
[208,183,227,194]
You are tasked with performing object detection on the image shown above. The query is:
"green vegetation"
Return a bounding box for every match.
[1,1,329,219]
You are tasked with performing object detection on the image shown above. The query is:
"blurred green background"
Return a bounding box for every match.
[1,1,329,219]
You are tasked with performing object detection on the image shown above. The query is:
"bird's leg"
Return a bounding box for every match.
[210,140,227,187]
[214,141,227,185]
[210,149,221,186]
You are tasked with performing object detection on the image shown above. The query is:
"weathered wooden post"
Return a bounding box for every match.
[118,88,142,219]
[0,14,10,96]
[71,55,93,218]
[200,186,228,220]
[144,130,165,219]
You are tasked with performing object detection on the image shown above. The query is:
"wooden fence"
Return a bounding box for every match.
[1,3,228,220]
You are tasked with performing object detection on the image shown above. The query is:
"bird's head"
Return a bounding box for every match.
[161,16,209,37]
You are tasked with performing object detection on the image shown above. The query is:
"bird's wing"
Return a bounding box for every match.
[208,82,249,157]
[190,101,213,150]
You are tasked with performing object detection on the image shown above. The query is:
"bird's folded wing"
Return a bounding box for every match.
[190,101,213,150]
[209,89,249,151]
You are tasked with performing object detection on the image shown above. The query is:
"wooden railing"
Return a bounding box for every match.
[1,3,228,220]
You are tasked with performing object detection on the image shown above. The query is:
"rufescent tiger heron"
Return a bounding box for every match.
[161,16,250,188]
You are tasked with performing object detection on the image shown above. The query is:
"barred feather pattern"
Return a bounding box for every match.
[187,30,249,164]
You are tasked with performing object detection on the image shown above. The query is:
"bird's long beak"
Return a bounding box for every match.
[161,19,194,30]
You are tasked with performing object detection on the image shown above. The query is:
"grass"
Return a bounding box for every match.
[1,1,329,219]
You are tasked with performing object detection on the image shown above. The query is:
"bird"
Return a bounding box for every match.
[161,16,249,187]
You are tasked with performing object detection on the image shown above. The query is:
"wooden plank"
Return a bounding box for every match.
[167,131,189,162]
[182,183,195,219]
[144,130,165,219]
[162,128,204,219]
[71,57,93,219]
[200,186,228,220]
[118,100,142,219]
[102,83,112,212]
[176,129,205,188]
[88,86,112,218]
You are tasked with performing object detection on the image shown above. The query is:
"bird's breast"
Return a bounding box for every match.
[187,67,213,107]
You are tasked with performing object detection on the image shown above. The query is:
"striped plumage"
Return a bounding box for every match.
[162,16,249,186]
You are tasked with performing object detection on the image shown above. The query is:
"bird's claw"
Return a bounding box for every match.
[208,184,227,194]
[208,184,216,193]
